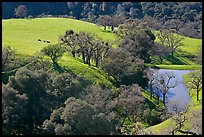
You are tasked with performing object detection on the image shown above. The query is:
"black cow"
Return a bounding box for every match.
[38,39,41,42]
[47,41,50,43]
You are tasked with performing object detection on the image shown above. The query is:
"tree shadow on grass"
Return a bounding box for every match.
[165,54,186,65]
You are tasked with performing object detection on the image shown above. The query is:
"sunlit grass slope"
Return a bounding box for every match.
[152,30,202,67]
[2,18,117,55]
[2,18,118,88]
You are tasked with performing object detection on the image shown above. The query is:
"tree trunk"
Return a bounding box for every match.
[150,86,153,99]
[163,94,166,105]
[82,52,85,64]
[104,26,106,30]
[197,87,199,101]
[159,56,163,64]
[86,56,91,66]
[95,58,99,67]
[171,51,174,56]
[72,50,75,57]
[157,95,160,104]
[111,25,114,31]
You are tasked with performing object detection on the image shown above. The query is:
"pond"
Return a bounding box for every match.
[147,69,193,112]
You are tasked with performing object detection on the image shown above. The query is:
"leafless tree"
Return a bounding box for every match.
[144,68,157,99]
[168,101,201,135]
[154,71,177,105]
[14,5,28,18]
[187,69,202,101]
[157,30,184,57]
[165,32,184,57]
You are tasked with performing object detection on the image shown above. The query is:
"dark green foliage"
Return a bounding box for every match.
[82,85,117,114]
[2,46,38,84]
[48,72,90,107]
[101,48,145,87]
[7,68,52,134]
[2,84,28,135]
[142,109,161,126]
[117,22,155,63]
[107,84,146,133]
[42,97,113,135]
[2,46,16,72]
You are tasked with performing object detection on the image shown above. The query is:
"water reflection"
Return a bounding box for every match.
[146,69,192,112]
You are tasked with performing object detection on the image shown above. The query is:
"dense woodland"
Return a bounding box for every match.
[2,2,202,135]
[2,2,202,38]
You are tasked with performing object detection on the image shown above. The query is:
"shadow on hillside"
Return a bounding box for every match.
[177,50,196,61]
[165,54,186,65]
[165,50,197,65]
[102,30,113,33]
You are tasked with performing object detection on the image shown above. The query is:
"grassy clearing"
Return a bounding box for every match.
[59,53,115,89]
[154,64,201,70]
[2,18,118,55]
[152,30,202,66]
[2,18,118,88]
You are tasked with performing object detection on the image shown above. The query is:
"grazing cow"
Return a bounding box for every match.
[43,40,46,42]
[38,39,41,42]
[47,41,50,43]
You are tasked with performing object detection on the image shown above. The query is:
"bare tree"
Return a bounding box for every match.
[60,29,78,57]
[144,68,157,99]
[14,5,28,18]
[152,42,169,64]
[154,71,177,105]
[96,15,111,31]
[165,32,184,57]
[157,29,184,57]
[187,69,202,101]
[168,101,201,135]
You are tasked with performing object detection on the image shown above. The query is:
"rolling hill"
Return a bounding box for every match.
[2,17,202,135]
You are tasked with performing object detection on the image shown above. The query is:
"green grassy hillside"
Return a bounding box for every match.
[2,18,118,88]
[152,30,202,67]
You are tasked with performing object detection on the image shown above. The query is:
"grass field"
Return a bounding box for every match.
[2,18,118,55]
[152,30,202,66]
[2,18,118,88]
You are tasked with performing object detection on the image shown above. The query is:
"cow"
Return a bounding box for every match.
[47,41,50,43]
[38,39,41,42]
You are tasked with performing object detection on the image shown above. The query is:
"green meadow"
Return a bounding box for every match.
[2,18,119,88]
[2,18,118,55]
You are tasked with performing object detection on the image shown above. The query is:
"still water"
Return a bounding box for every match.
[148,69,192,112]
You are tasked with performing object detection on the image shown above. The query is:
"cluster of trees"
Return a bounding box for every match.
[60,30,110,67]
[2,44,202,135]
[3,2,202,38]
[145,69,177,105]
[95,14,125,31]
